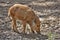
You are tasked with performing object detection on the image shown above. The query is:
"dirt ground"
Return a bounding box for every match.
[0,0,60,40]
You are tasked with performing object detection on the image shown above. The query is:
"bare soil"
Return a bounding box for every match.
[0,0,60,40]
